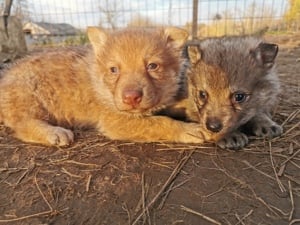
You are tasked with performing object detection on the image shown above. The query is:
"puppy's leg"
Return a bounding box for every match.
[243,113,282,138]
[12,119,74,146]
[98,114,205,144]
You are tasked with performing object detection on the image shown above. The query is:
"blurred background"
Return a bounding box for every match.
[0,0,299,48]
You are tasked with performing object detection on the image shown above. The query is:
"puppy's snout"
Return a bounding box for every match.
[206,117,223,133]
[122,90,143,107]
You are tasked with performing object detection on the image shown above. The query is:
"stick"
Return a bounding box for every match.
[181,205,222,225]
[269,142,286,192]
[131,151,194,225]
[288,181,295,221]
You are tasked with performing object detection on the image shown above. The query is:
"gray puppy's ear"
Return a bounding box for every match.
[250,42,278,68]
[186,44,202,65]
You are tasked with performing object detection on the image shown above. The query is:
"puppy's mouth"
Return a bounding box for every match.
[116,96,162,114]
[200,120,230,142]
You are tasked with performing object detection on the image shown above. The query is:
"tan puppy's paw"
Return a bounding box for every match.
[179,123,205,144]
[46,127,74,146]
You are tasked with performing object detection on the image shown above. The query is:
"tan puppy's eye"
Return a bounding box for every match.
[147,63,159,71]
[110,67,119,74]
[199,90,208,101]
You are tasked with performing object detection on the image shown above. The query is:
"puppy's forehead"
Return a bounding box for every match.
[192,62,229,90]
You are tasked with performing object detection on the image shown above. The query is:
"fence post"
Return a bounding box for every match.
[192,0,198,40]
[3,0,13,37]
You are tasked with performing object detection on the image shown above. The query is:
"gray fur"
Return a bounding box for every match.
[198,36,282,149]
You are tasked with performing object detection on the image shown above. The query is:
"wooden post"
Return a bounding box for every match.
[3,0,13,37]
[192,0,198,40]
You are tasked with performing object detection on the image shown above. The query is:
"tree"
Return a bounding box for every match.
[127,14,157,28]
[98,0,120,29]
[13,0,31,22]
[0,0,31,22]
[284,0,300,28]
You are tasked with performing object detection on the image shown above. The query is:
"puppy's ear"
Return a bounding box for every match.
[250,42,278,69]
[87,27,108,55]
[163,27,189,49]
[186,44,202,65]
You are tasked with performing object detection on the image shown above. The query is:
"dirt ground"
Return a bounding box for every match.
[0,36,299,225]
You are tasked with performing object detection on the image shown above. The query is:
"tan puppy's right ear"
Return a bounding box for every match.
[87,27,108,54]
[163,27,189,49]
[187,45,201,65]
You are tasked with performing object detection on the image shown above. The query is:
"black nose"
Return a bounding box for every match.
[206,117,223,133]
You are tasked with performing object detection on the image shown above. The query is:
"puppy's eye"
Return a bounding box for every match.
[147,63,159,71]
[110,67,119,74]
[232,92,249,103]
[199,90,208,100]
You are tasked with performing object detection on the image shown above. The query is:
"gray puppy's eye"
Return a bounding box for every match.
[232,91,249,103]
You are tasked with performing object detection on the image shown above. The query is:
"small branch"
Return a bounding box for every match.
[235,209,253,225]
[131,151,194,225]
[181,205,222,225]
[269,142,286,193]
[288,181,295,221]
[85,174,92,192]
[0,210,53,223]
[35,173,53,211]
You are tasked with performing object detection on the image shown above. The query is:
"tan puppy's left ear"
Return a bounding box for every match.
[87,26,108,54]
[163,27,189,48]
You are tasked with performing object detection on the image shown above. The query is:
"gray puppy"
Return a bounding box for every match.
[162,36,282,150]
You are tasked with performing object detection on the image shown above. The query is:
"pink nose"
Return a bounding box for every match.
[122,90,143,106]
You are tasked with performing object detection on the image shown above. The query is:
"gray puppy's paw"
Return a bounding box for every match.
[252,122,282,138]
[217,131,249,150]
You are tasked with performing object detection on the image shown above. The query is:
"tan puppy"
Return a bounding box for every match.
[0,27,204,146]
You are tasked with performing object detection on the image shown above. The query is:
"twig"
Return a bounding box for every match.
[0,210,53,223]
[212,158,285,217]
[141,172,150,224]
[203,185,225,198]
[234,214,245,225]
[51,159,103,167]
[285,174,300,185]
[281,109,300,127]
[241,160,275,181]
[158,177,190,210]
[269,142,286,193]
[85,174,92,192]
[0,173,56,223]
[280,149,300,167]
[234,210,253,225]
[131,151,194,225]
[122,203,131,225]
[283,121,300,136]
[181,205,222,225]
[158,181,175,210]
[35,173,53,211]
[288,181,295,221]
[15,169,29,185]
[61,167,83,178]
[289,219,300,225]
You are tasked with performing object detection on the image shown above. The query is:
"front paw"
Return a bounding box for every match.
[252,122,282,138]
[46,126,74,146]
[217,131,248,150]
[180,123,205,144]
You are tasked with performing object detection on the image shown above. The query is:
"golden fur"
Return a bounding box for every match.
[0,27,204,146]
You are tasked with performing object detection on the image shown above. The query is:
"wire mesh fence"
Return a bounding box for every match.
[1,0,299,47]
